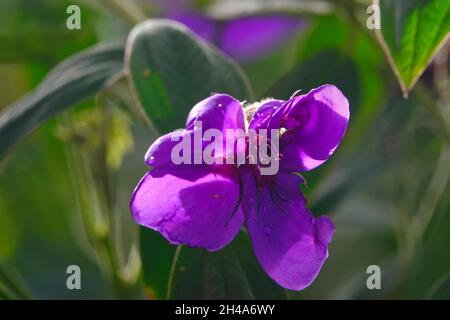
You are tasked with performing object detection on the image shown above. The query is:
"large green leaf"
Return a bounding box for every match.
[375,0,450,96]
[125,20,252,133]
[141,229,286,299]
[0,42,125,159]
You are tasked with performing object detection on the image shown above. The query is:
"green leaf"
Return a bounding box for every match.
[141,229,287,299]
[375,0,450,96]
[125,20,252,133]
[0,42,125,159]
[140,227,176,299]
[168,245,254,300]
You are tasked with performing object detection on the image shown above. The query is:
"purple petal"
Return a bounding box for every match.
[238,165,259,219]
[170,13,306,61]
[145,94,245,166]
[186,93,245,131]
[248,99,284,131]
[131,164,244,251]
[220,15,307,61]
[144,130,193,167]
[245,172,335,290]
[169,12,216,41]
[187,93,246,161]
[280,85,349,172]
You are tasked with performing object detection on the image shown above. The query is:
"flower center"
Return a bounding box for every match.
[251,165,276,188]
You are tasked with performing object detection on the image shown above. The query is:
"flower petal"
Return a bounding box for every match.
[245,172,335,290]
[169,12,216,42]
[220,16,307,61]
[186,93,245,131]
[187,93,246,162]
[249,99,284,131]
[145,94,245,167]
[280,85,349,172]
[171,13,306,61]
[238,165,259,219]
[144,129,193,167]
[131,164,244,251]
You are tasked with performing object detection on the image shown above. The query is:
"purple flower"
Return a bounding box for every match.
[131,85,349,290]
[171,13,306,61]
[151,0,307,61]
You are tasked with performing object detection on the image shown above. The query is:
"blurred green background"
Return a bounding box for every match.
[0,0,449,299]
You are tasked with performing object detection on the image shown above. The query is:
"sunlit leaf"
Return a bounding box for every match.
[375,0,450,96]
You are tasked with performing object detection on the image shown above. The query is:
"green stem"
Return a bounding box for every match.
[0,282,16,300]
[415,83,450,144]
[425,270,450,299]
[63,114,141,299]
[0,266,31,300]
[413,139,450,239]
[166,245,182,300]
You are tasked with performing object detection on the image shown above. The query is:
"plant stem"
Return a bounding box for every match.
[0,284,14,299]
[425,270,450,299]
[413,144,450,238]
[166,245,182,300]
[0,266,31,300]
[63,107,142,299]
[415,83,450,144]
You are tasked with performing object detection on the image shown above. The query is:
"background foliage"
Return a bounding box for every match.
[0,0,449,299]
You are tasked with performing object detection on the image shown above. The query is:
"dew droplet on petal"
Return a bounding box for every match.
[263,226,271,235]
